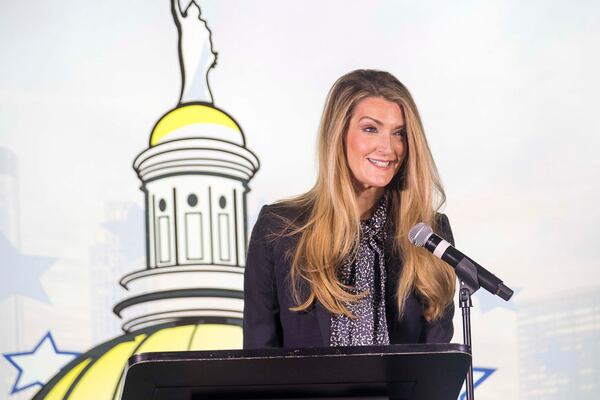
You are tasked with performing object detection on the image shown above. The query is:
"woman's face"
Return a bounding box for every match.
[344,96,406,191]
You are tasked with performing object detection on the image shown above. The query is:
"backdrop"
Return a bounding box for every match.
[1,0,599,399]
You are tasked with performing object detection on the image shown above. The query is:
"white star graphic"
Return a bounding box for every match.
[3,332,80,393]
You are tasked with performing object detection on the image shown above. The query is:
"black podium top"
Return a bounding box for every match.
[121,344,470,400]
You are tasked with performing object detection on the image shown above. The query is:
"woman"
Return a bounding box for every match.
[243,69,456,349]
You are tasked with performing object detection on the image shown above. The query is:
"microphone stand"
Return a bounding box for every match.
[408,222,515,399]
[455,257,481,400]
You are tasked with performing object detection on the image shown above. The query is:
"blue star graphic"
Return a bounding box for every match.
[101,204,144,263]
[459,367,496,400]
[2,331,80,394]
[0,233,55,302]
[476,288,520,314]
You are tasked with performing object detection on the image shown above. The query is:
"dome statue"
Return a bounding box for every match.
[173,0,218,104]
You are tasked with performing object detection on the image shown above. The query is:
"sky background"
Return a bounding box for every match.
[1,0,599,398]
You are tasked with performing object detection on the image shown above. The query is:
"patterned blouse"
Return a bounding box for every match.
[330,193,390,346]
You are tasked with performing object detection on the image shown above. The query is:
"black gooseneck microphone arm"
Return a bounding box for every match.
[424,234,513,301]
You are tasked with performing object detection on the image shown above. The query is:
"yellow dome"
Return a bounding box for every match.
[33,323,242,400]
[150,104,245,147]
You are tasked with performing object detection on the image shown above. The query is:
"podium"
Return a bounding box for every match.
[120,344,470,400]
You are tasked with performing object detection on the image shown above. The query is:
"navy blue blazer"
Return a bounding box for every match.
[243,203,455,349]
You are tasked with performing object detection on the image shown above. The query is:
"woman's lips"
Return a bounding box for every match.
[367,158,396,169]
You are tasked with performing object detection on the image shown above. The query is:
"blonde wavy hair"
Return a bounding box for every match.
[278,69,455,322]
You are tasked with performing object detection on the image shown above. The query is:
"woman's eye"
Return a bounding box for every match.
[363,126,377,133]
[393,129,406,137]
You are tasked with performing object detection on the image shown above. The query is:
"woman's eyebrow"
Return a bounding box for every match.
[359,116,382,125]
[359,116,405,130]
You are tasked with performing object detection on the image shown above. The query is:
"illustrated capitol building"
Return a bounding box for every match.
[33,2,260,399]
[120,104,259,333]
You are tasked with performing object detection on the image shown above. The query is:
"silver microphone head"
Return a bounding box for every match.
[408,222,434,247]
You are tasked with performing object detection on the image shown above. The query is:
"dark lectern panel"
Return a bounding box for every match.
[156,382,409,399]
[121,344,470,400]
[155,382,413,399]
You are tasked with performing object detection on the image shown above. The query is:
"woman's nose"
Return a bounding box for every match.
[376,133,393,153]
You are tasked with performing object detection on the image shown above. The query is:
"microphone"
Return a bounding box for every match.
[408,222,513,301]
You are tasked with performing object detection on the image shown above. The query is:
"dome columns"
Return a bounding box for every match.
[115,106,260,333]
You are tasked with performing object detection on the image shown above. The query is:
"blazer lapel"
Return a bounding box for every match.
[315,301,330,346]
